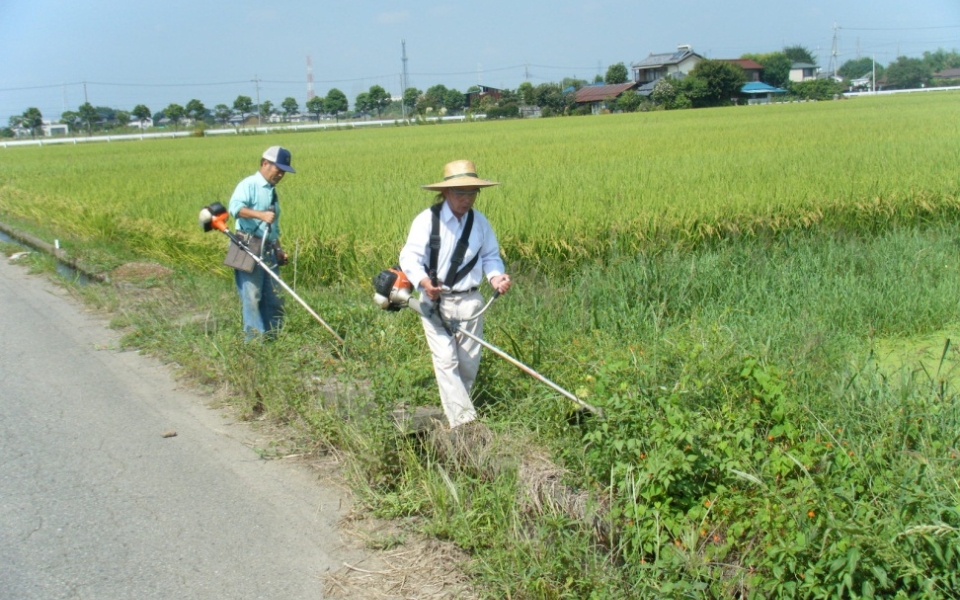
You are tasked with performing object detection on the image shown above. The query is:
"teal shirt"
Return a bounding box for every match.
[227,171,281,243]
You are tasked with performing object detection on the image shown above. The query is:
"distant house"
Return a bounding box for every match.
[720,59,763,82]
[789,62,819,83]
[573,82,639,113]
[740,81,787,104]
[129,117,154,129]
[466,85,503,108]
[933,67,960,82]
[157,117,195,129]
[632,45,704,84]
[849,73,873,91]
[42,121,69,136]
[13,120,68,138]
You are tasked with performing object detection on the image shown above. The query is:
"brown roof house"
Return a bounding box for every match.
[720,59,763,82]
[932,67,960,82]
[573,82,639,113]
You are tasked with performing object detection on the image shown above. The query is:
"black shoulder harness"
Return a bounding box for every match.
[427,203,479,289]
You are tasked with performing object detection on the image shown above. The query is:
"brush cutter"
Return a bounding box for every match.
[199,202,344,344]
[373,267,603,417]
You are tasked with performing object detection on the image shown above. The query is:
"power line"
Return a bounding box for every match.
[841,25,960,31]
[1,62,605,95]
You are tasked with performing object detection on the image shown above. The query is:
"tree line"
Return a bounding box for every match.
[5,47,959,138]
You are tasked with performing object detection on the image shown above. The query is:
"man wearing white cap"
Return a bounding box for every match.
[227,146,295,339]
[399,159,513,428]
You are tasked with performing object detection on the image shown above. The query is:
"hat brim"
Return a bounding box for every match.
[421,175,499,191]
[275,163,296,173]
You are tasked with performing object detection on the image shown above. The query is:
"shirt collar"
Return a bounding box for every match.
[254,170,273,189]
[440,201,469,224]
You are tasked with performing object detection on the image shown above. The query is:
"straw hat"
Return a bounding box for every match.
[421,159,499,191]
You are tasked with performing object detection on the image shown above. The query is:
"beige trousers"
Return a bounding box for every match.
[420,291,484,428]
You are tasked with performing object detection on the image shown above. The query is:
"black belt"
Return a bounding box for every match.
[444,287,479,295]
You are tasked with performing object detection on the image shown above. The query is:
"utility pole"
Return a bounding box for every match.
[399,73,406,120]
[401,39,410,121]
[252,75,262,127]
[829,23,839,78]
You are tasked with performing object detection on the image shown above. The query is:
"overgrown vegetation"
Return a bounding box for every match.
[2,92,959,598]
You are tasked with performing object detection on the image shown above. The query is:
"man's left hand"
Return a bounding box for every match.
[276,249,288,266]
[491,274,511,295]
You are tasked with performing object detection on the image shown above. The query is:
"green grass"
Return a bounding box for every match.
[2,92,960,598]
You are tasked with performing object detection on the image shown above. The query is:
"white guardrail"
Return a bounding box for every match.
[1,115,475,149]
[844,85,960,98]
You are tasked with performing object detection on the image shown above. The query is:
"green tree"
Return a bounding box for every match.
[402,87,422,115]
[132,104,151,129]
[533,83,573,116]
[651,77,694,109]
[305,95,325,122]
[258,100,274,123]
[517,81,535,105]
[615,89,644,112]
[94,106,117,124]
[560,77,588,91]
[114,110,131,129]
[78,102,100,134]
[420,84,448,114]
[605,62,629,84]
[213,104,232,126]
[233,95,254,126]
[838,57,882,80]
[687,59,746,107]
[783,45,817,65]
[324,88,348,122]
[185,99,207,123]
[354,92,372,117]
[281,97,299,121]
[789,78,844,100]
[367,85,391,118]
[21,107,43,138]
[164,103,185,129]
[885,56,932,89]
[742,52,792,88]
[60,110,80,132]
[922,48,960,73]
[443,89,465,115]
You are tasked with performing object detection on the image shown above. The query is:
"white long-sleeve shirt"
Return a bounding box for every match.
[399,201,505,293]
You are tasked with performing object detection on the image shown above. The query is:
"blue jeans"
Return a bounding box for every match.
[234,251,284,340]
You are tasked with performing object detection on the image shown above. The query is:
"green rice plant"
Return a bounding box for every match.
[1,93,958,284]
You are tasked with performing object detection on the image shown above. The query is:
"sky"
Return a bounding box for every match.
[1,0,958,124]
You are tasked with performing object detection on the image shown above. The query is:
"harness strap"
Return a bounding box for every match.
[427,203,478,290]
[428,203,442,286]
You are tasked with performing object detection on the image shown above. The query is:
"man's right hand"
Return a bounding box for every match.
[420,278,441,300]
[257,209,276,225]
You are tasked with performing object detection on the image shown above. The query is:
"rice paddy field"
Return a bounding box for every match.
[2,92,960,598]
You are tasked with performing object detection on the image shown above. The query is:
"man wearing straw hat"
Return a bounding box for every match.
[399,159,513,429]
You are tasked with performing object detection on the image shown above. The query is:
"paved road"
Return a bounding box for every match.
[0,256,355,599]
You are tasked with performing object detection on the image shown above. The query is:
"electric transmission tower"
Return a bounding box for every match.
[306,56,315,100]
